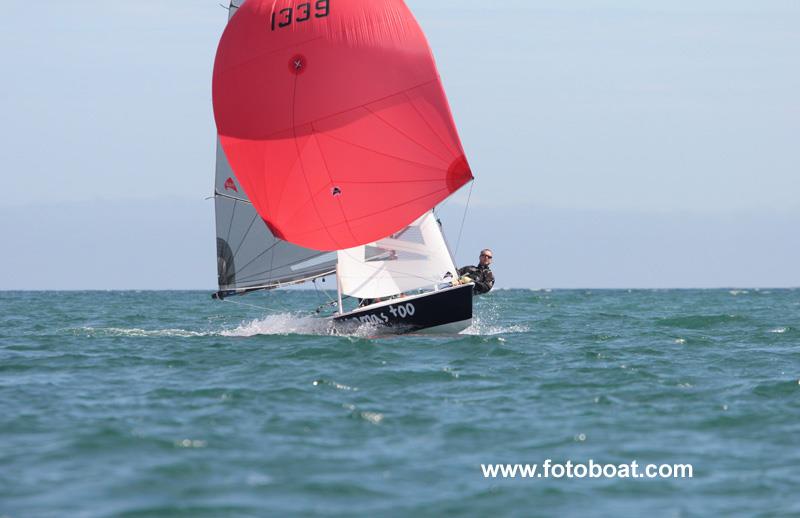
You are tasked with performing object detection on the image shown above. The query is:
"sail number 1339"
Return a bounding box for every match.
[271,1,330,31]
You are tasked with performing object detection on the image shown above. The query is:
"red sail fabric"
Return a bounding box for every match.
[213,0,472,251]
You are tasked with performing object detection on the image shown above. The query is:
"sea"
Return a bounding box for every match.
[1,289,798,517]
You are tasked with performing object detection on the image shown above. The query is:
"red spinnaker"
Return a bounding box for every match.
[213,0,472,251]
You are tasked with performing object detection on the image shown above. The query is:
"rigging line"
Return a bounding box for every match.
[246,279,287,314]
[453,180,474,260]
[215,191,251,204]
[222,297,286,314]
[231,240,282,276]
[267,244,277,289]
[231,211,260,261]
[313,278,338,305]
[312,278,324,304]
[266,225,278,307]
[312,278,336,314]
[225,198,238,245]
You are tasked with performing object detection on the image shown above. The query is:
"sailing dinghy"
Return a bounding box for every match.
[211,0,475,334]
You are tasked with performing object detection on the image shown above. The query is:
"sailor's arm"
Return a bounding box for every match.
[454,266,475,286]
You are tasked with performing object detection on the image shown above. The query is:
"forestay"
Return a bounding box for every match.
[336,211,457,300]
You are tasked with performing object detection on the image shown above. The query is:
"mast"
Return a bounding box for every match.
[336,264,344,316]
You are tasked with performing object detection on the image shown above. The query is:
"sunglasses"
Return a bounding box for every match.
[481,254,493,259]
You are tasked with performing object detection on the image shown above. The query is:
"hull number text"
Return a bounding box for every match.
[347,302,417,326]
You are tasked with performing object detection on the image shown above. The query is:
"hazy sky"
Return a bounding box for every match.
[1,1,798,289]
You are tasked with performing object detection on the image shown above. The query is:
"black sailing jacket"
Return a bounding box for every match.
[458,264,495,294]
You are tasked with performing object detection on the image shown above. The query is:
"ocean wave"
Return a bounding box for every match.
[70,327,209,338]
[461,303,530,335]
[461,322,529,336]
[655,314,748,329]
[219,312,524,338]
[219,313,380,338]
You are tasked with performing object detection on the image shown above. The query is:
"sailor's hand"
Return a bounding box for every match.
[459,276,472,284]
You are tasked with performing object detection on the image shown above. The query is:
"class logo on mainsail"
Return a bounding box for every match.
[224,177,238,192]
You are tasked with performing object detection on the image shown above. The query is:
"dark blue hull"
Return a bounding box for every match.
[332,284,473,335]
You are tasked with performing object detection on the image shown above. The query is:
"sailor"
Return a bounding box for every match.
[455,249,495,294]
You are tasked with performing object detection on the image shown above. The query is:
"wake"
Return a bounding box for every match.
[220,313,334,337]
[70,310,529,340]
[71,327,210,338]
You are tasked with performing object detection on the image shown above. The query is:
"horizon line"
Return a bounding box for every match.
[1,287,797,292]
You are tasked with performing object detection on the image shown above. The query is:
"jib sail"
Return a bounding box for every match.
[336,211,457,300]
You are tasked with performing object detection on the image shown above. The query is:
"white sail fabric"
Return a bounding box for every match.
[337,211,458,299]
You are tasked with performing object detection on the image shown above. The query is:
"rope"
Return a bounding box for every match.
[313,278,338,304]
[453,181,474,259]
